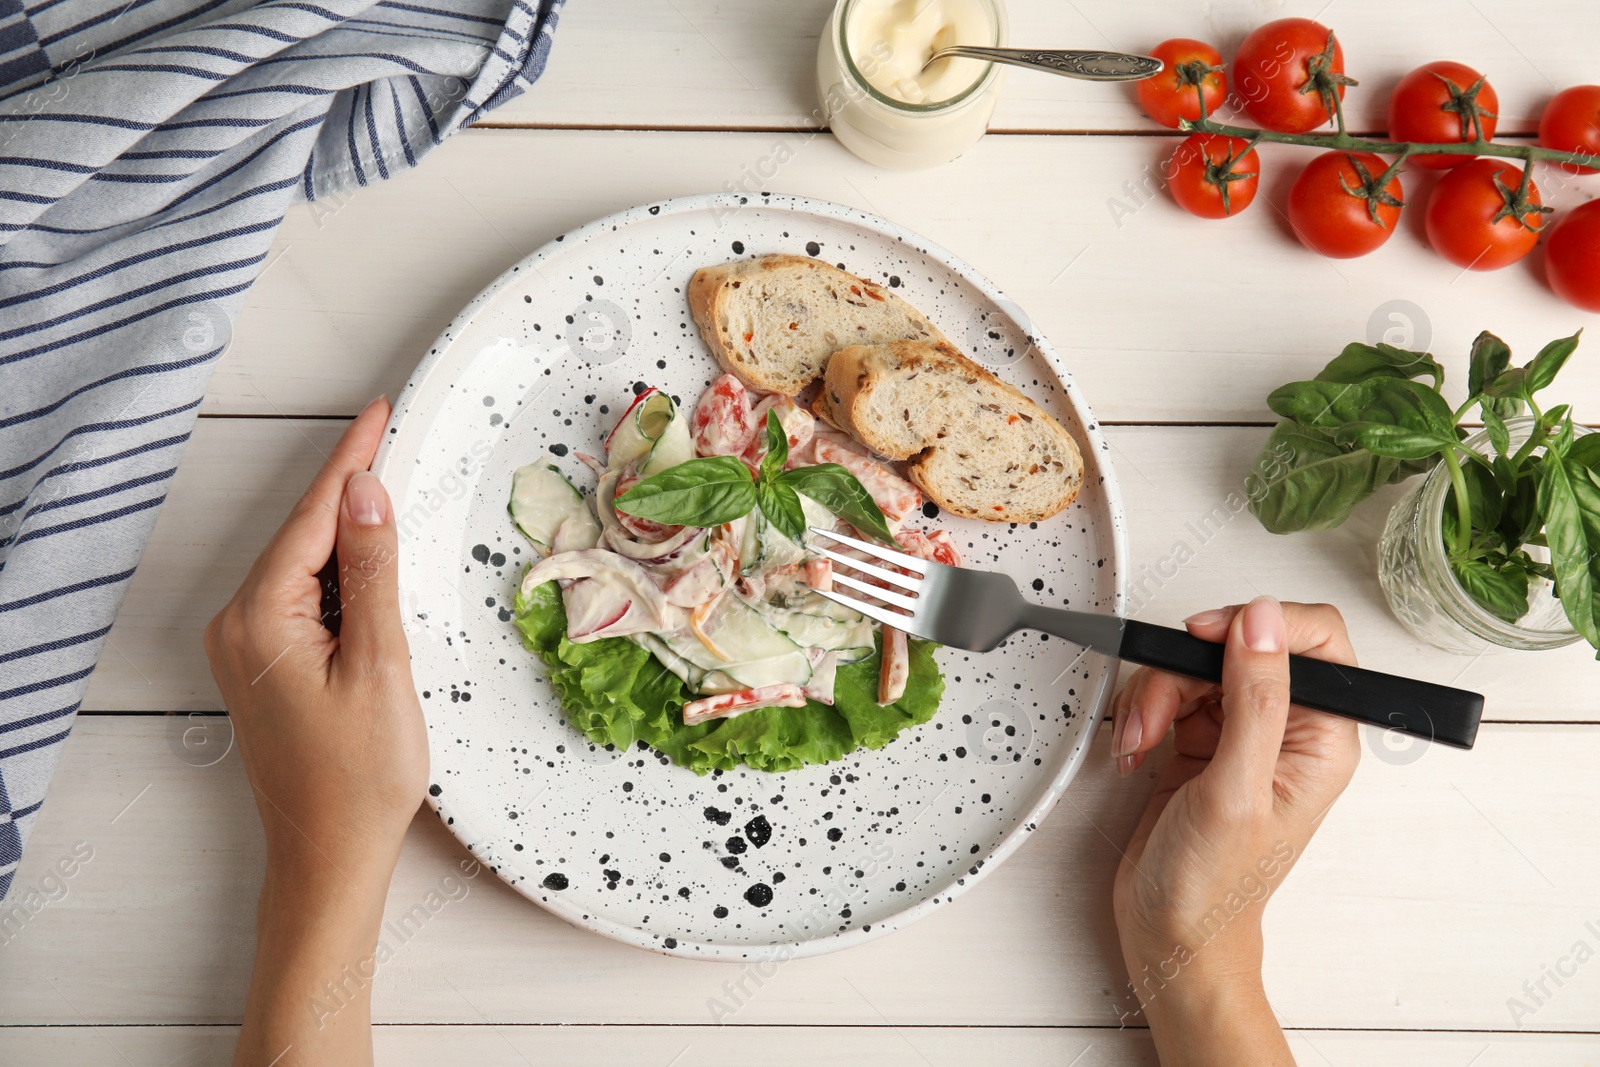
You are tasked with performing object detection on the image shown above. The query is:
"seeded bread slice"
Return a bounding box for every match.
[821,340,1084,522]
[688,254,945,396]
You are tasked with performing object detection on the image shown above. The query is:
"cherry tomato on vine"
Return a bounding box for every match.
[1544,201,1600,313]
[1233,18,1353,134]
[1164,133,1260,218]
[1286,151,1404,258]
[1386,61,1499,169]
[1538,85,1600,175]
[1136,39,1228,129]
[1424,159,1547,271]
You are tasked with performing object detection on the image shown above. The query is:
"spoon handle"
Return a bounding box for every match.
[926,46,1163,82]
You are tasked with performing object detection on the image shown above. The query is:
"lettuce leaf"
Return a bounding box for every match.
[512,577,944,774]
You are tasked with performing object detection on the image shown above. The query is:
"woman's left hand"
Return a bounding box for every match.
[205,393,427,880]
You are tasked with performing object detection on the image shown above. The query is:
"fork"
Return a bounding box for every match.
[808,528,1484,750]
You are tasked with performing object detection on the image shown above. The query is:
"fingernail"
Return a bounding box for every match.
[1114,702,1144,758]
[1242,596,1285,653]
[361,394,387,415]
[1116,753,1137,778]
[345,471,388,526]
[1184,608,1230,627]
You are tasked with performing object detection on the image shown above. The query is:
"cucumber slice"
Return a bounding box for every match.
[653,597,811,693]
[763,598,873,656]
[508,460,599,554]
[606,389,695,475]
[629,633,707,690]
[738,494,836,577]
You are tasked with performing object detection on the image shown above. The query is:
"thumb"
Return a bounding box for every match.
[1209,595,1291,800]
[334,470,406,664]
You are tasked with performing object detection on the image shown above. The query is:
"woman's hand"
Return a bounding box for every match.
[205,395,426,1067]
[1109,597,1361,1066]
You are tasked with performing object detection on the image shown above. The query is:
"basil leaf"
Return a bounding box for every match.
[1541,415,1575,463]
[755,478,807,545]
[1451,461,1505,533]
[1566,433,1600,473]
[1537,454,1600,650]
[1270,377,1455,434]
[1467,331,1512,398]
[1345,423,1455,461]
[1497,470,1541,549]
[1524,331,1582,395]
[779,463,895,543]
[1486,395,1525,419]
[1481,404,1511,459]
[1246,421,1399,533]
[1449,556,1531,623]
[1490,453,1519,496]
[612,456,756,526]
[1316,341,1443,388]
[760,408,788,483]
[1268,379,1382,427]
[1484,365,1526,400]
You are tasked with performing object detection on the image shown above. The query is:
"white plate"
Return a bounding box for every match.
[374,193,1126,959]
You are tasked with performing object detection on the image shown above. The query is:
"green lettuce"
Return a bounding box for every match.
[512,578,944,774]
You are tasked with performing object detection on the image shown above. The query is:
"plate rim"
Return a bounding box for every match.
[373,191,1129,960]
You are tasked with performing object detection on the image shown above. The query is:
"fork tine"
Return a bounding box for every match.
[814,587,918,631]
[808,526,928,574]
[830,570,920,611]
[810,545,922,594]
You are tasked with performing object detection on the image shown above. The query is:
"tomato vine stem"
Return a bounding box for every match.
[1178,114,1598,172]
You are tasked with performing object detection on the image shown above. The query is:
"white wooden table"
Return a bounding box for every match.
[7,2,1600,1063]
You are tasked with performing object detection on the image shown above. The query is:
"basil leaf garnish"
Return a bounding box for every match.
[612,456,756,527]
[760,407,787,482]
[755,479,807,545]
[779,463,895,544]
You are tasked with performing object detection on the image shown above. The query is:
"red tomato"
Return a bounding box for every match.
[1544,201,1600,313]
[1387,62,1499,169]
[1233,18,1350,133]
[1539,85,1600,176]
[1286,151,1403,258]
[1164,133,1260,218]
[1136,38,1227,129]
[690,373,754,458]
[1424,159,1545,271]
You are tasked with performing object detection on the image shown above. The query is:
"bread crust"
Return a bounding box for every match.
[688,254,942,396]
[823,340,1083,522]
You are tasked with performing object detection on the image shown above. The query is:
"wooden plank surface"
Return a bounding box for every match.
[5,1024,1598,1067]
[82,418,1600,717]
[212,129,1600,423]
[23,0,1600,1053]
[497,0,1581,134]
[5,716,1598,1033]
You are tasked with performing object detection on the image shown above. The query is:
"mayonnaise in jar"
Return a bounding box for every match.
[817,0,1007,169]
[848,0,990,105]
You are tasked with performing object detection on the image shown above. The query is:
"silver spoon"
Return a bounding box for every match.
[921,47,1163,82]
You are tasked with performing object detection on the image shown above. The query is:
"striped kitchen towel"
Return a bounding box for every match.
[0,0,564,901]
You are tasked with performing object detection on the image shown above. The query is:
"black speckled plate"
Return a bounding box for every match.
[374,193,1127,959]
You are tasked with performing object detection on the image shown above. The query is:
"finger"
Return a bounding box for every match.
[258,395,393,584]
[1279,602,1358,666]
[1111,665,1217,775]
[1210,595,1292,797]
[333,470,406,665]
[1182,603,1242,643]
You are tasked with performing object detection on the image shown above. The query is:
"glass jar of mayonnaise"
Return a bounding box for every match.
[816,0,1008,169]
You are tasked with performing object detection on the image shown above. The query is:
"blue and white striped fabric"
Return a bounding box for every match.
[0,0,564,900]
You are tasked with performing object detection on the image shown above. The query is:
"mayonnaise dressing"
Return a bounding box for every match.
[816,0,1007,169]
[847,0,989,105]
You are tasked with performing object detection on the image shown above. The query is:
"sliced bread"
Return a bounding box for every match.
[820,340,1084,522]
[688,254,944,396]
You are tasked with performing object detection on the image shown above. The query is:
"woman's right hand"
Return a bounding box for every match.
[1109,597,1362,1066]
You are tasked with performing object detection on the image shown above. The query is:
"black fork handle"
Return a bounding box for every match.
[1115,619,1483,750]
